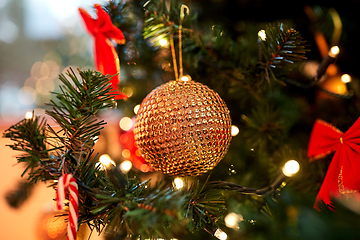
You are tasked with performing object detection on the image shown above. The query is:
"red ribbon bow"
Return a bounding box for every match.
[308,118,360,209]
[79,4,127,100]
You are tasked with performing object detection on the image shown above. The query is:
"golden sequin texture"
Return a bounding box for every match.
[134,80,232,176]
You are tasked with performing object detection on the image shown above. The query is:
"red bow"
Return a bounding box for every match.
[79,4,127,100]
[308,118,360,209]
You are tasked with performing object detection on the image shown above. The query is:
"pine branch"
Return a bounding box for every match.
[259,23,309,84]
[143,0,192,45]
[3,69,117,183]
[3,113,50,179]
[46,68,117,168]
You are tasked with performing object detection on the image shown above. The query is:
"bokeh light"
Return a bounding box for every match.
[258,30,266,41]
[173,177,184,190]
[282,160,300,177]
[120,160,132,173]
[159,38,168,46]
[119,117,133,131]
[122,149,131,159]
[25,111,33,119]
[224,212,243,229]
[330,46,340,57]
[99,154,115,168]
[19,86,37,105]
[134,104,140,114]
[341,74,351,83]
[231,125,239,136]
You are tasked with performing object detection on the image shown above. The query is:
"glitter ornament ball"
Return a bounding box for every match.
[134,79,232,176]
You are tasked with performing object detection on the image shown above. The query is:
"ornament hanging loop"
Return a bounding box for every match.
[170,36,179,81]
[180,5,189,19]
[179,5,189,80]
[172,4,189,81]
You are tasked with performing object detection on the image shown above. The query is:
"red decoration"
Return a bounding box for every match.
[308,118,360,209]
[119,118,153,172]
[79,4,127,100]
[56,174,79,240]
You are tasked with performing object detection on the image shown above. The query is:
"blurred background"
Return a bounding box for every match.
[0,0,103,123]
[0,0,359,239]
[0,0,105,239]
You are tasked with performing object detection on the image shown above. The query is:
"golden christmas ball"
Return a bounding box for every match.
[134,79,232,176]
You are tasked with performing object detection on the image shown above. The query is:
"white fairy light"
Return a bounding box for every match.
[282,160,300,177]
[214,228,227,240]
[258,30,266,41]
[180,75,191,81]
[173,177,184,190]
[231,125,239,136]
[99,154,115,168]
[224,212,243,229]
[159,38,168,47]
[134,104,140,114]
[25,111,33,119]
[341,74,351,83]
[329,46,340,57]
[119,117,133,131]
[120,160,132,173]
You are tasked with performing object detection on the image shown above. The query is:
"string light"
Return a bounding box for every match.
[258,30,266,41]
[134,104,140,114]
[159,38,168,47]
[120,160,132,173]
[173,177,184,190]
[316,46,340,80]
[99,154,115,168]
[282,160,300,177]
[231,125,239,136]
[24,111,33,119]
[224,212,243,229]
[214,228,227,240]
[119,117,133,131]
[341,74,351,83]
[329,46,340,57]
[180,75,191,81]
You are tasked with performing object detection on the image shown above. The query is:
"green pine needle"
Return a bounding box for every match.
[260,23,309,84]
[3,113,48,178]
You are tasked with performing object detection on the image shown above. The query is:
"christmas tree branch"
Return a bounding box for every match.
[143,0,191,46]
[259,23,309,84]
[46,68,117,169]
[3,113,52,181]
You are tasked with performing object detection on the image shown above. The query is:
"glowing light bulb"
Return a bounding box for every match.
[119,117,133,131]
[25,111,33,119]
[159,38,168,47]
[282,160,300,177]
[258,30,266,41]
[120,160,132,173]
[180,75,191,81]
[134,104,140,114]
[173,177,184,190]
[341,74,351,83]
[214,228,227,240]
[99,154,115,168]
[231,125,239,136]
[329,46,340,57]
[224,212,243,229]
